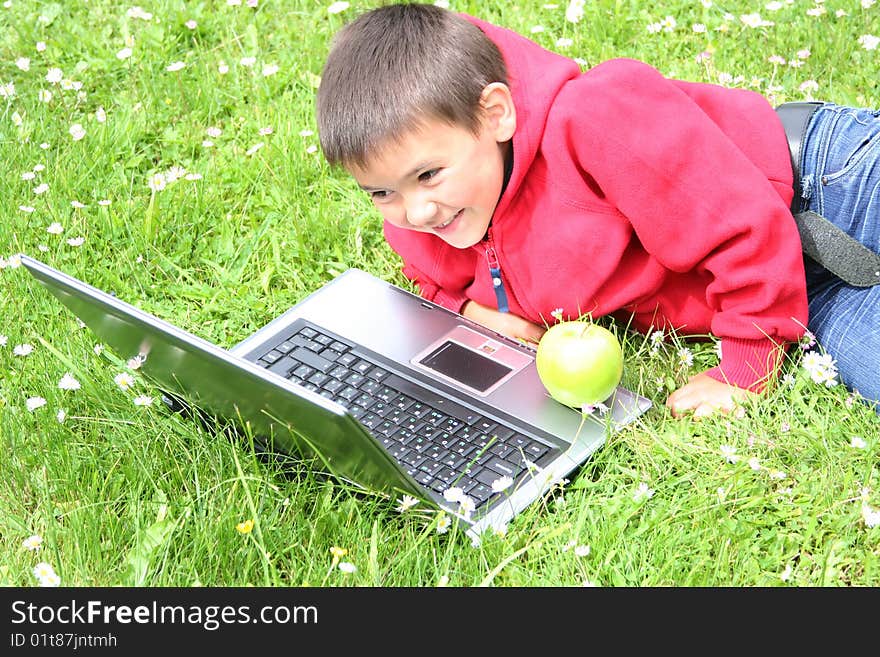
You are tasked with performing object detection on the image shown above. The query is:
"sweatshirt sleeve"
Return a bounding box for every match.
[382,221,473,314]
[557,59,808,391]
[400,262,470,313]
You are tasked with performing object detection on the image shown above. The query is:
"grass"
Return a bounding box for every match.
[1,0,878,588]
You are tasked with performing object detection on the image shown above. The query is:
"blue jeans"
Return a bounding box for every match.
[797,103,880,411]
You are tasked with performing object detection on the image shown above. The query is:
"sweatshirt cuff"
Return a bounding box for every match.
[705,337,787,393]
[430,288,469,314]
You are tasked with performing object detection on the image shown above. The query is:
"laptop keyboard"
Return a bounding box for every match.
[254,322,559,510]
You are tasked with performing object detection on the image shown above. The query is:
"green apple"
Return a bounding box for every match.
[536,321,623,408]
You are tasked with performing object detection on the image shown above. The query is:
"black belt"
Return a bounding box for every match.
[776,101,880,287]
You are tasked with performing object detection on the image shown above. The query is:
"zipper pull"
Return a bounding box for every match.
[485,245,510,313]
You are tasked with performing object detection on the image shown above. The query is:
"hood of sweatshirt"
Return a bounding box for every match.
[464,15,582,223]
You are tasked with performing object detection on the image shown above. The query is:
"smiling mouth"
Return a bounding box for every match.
[433,209,462,232]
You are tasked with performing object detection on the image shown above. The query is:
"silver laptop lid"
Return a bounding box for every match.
[20,255,425,501]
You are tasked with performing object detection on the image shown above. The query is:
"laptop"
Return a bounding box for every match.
[21,255,652,539]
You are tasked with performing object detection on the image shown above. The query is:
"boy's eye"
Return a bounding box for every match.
[369,190,390,200]
[418,169,439,182]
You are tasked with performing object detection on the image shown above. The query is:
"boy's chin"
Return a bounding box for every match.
[437,233,483,249]
[433,219,490,249]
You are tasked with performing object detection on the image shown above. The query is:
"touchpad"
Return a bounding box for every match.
[410,325,533,397]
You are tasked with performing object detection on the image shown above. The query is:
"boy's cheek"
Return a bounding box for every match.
[381,211,408,229]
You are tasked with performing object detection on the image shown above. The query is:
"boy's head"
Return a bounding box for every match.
[316,3,508,169]
[316,3,516,249]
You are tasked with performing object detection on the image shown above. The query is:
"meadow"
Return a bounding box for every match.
[1,0,878,587]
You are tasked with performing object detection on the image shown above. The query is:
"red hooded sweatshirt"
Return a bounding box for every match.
[382,15,809,392]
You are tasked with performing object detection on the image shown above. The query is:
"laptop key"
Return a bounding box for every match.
[267,355,298,378]
[337,385,360,401]
[360,413,381,429]
[359,379,382,395]
[320,348,343,362]
[402,451,426,468]
[422,426,452,443]
[376,420,398,437]
[398,417,424,433]
[474,420,498,434]
[414,471,435,486]
[524,442,549,460]
[368,401,392,417]
[408,402,431,418]
[429,479,448,494]
[435,468,459,484]
[418,460,444,477]
[344,372,367,388]
[307,372,330,387]
[438,453,466,470]
[384,408,406,424]
[405,436,430,452]
[390,394,414,411]
[455,475,478,493]
[329,364,349,379]
[313,333,334,347]
[489,425,515,441]
[353,393,373,408]
[468,484,494,505]
[352,359,373,375]
[291,347,334,373]
[473,433,495,450]
[425,410,448,427]
[389,428,417,445]
[387,444,410,461]
[425,445,448,462]
[489,442,513,459]
[451,440,475,457]
[290,335,323,352]
[486,457,518,478]
[509,435,531,451]
[293,364,316,379]
[377,386,397,403]
[440,417,463,433]
[260,349,283,364]
[476,468,506,488]
[367,366,390,382]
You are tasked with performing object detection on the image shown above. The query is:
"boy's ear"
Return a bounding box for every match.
[479,82,516,142]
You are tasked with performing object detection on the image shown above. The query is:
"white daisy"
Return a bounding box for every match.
[23,534,43,551]
[57,373,81,390]
[26,396,48,412]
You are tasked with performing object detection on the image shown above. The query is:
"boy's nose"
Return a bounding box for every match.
[405,197,439,228]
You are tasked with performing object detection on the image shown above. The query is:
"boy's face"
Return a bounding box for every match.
[348,85,516,250]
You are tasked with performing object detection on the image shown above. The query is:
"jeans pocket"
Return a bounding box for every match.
[821,111,880,185]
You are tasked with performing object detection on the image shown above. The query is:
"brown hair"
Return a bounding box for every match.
[316,2,508,169]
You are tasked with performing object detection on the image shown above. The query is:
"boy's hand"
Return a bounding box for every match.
[461,300,546,345]
[666,371,757,418]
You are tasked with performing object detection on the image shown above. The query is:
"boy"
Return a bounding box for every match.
[316,3,880,417]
